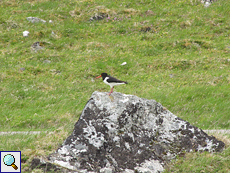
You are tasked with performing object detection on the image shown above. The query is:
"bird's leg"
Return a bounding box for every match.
[108,87,114,96]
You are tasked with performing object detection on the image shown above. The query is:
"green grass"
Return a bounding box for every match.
[0,129,70,172]
[0,0,230,172]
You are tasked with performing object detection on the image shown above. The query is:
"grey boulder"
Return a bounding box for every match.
[31,91,225,173]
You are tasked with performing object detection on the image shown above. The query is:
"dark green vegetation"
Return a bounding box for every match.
[0,0,229,172]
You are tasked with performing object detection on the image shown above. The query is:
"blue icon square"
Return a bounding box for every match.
[0,151,21,173]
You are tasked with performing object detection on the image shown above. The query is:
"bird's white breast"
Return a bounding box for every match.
[103,77,125,88]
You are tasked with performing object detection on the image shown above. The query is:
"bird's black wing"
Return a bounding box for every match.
[107,75,128,84]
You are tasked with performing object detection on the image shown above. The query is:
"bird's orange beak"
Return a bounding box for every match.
[96,75,101,79]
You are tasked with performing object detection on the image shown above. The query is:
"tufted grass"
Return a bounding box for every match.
[0,0,230,172]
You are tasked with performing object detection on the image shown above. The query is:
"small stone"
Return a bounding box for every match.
[31,42,44,52]
[23,31,29,37]
[43,60,51,64]
[27,17,46,23]
[204,1,211,7]
[50,69,61,74]
[19,67,25,72]
[121,62,127,66]
[89,13,108,21]
[51,31,58,38]
[169,74,174,78]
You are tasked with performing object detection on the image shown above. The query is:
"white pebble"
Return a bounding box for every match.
[121,62,127,66]
[23,31,29,37]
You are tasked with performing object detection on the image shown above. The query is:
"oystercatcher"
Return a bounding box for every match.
[96,73,128,95]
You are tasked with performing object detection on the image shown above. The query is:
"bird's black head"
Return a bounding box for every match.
[101,73,108,79]
[96,73,108,80]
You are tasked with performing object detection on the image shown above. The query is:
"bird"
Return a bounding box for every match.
[96,73,128,95]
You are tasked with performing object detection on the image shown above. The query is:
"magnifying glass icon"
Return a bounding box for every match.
[3,154,18,170]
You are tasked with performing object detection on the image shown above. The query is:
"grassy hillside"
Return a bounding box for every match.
[0,0,229,172]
